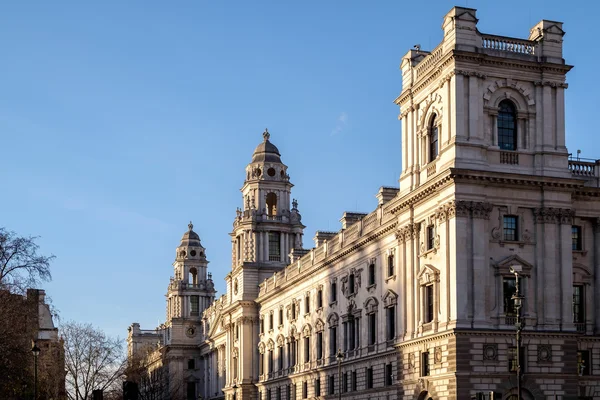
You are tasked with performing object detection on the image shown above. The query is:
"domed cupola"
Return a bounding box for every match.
[251,129,282,163]
[176,222,206,262]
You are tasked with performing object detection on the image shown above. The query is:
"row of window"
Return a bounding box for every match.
[501,217,585,251]
[261,363,394,400]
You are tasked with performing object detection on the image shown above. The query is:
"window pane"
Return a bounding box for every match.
[498,100,517,151]
[269,232,281,261]
[503,216,518,241]
[503,278,517,314]
[573,285,585,323]
[572,226,582,251]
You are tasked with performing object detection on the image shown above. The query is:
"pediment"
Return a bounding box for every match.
[495,255,533,276]
[544,24,565,36]
[206,309,227,338]
[573,263,592,284]
[417,264,440,285]
[382,289,398,307]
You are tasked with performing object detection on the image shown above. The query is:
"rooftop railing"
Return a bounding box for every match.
[481,34,536,55]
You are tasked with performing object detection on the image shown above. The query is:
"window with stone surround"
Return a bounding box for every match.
[269,232,281,261]
[503,215,519,241]
[578,350,591,376]
[418,265,440,328]
[421,351,430,376]
[572,225,583,251]
[498,100,517,151]
[426,225,435,250]
[279,307,284,327]
[304,293,310,314]
[348,273,355,295]
[366,367,374,389]
[368,261,375,286]
[316,331,323,360]
[387,253,395,277]
[328,313,338,357]
[503,277,517,315]
[424,285,434,323]
[352,371,357,391]
[328,375,335,395]
[302,381,307,399]
[385,363,393,386]
[573,285,585,324]
[269,312,274,331]
[365,297,378,347]
[331,281,337,303]
[190,296,199,316]
[317,287,323,308]
[383,290,398,341]
[315,378,320,397]
[429,114,439,161]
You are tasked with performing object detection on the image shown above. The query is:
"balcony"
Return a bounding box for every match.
[575,322,586,333]
[569,156,600,187]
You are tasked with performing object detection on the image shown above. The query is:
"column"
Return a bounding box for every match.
[280,231,285,263]
[595,220,600,333]
[264,232,269,261]
[559,216,574,330]
[556,86,566,149]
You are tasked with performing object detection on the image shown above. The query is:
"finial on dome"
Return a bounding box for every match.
[263,128,270,142]
[188,221,194,231]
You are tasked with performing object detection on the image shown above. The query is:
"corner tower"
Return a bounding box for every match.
[231,129,305,276]
[166,222,216,341]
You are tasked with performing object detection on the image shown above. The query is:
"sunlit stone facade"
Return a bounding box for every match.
[128,6,600,400]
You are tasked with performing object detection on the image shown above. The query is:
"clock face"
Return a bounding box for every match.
[186,326,196,337]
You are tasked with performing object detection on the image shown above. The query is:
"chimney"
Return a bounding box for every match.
[313,231,337,247]
[442,7,480,53]
[528,20,565,64]
[376,187,399,206]
[340,212,367,230]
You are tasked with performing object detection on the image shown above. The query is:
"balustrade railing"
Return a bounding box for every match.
[500,151,519,165]
[575,322,586,333]
[415,43,444,78]
[569,160,596,177]
[482,34,536,55]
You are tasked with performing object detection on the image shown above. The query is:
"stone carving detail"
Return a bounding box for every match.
[483,344,498,361]
[407,353,415,369]
[472,202,493,220]
[491,227,501,240]
[445,200,492,220]
[533,207,574,225]
[434,347,442,363]
[522,229,532,243]
[537,344,552,362]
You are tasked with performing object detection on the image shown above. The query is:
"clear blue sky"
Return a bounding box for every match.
[2,0,598,339]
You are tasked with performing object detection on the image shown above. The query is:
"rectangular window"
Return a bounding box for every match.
[187,358,195,370]
[236,323,240,340]
[187,382,196,400]
[317,332,323,360]
[268,350,273,373]
[387,254,395,277]
[328,376,335,395]
[425,285,434,323]
[237,237,241,261]
[260,318,265,334]
[385,363,393,386]
[279,308,283,326]
[269,313,274,330]
[508,346,525,373]
[349,274,355,294]
[304,337,310,363]
[278,346,283,371]
[267,389,271,400]
[503,277,517,315]
[286,385,291,400]
[366,367,373,389]
[572,225,583,251]
[292,303,297,320]
[190,296,199,316]
[330,327,337,356]
[259,352,264,375]
[352,371,357,391]
[578,350,591,376]
[277,387,281,400]
[368,263,375,285]
[422,352,430,376]
[386,306,396,340]
[368,313,376,345]
[302,382,307,399]
[343,372,348,392]
[331,282,337,302]
[317,289,323,308]
[315,378,320,397]
[269,232,281,261]
[291,339,297,366]
[573,285,585,324]
[427,225,435,250]
[503,215,518,241]
[305,295,310,314]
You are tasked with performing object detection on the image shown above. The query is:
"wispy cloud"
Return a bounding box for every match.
[331,112,348,136]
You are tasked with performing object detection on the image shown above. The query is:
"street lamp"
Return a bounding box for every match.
[336,348,344,400]
[31,342,40,400]
[510,266,524,400]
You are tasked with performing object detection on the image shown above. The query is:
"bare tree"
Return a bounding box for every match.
[125,347,186,400]
[62,321,126,400]
[0,228,54,293]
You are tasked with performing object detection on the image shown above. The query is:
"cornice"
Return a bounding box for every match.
[388,172,454,214]
[449,168,586,190]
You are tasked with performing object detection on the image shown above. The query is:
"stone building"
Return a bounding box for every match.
[128,6,600,400]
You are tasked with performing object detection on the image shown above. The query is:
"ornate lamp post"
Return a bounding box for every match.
[510,266,524,400]
[31,342,40,400]
[336,348,344,400]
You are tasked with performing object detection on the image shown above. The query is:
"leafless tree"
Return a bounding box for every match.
[62,321,126,400]
[125,347,186,400]
[0,227,54,293]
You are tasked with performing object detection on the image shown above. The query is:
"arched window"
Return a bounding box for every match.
[429,114,439,162]
[498,100,517,150]
[266,192,277,216]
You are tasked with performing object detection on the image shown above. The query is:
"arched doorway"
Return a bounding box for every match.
[504,388,535,400]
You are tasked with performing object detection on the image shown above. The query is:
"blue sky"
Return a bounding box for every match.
[2,0,599,339]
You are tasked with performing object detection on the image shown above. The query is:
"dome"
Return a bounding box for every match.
[251,129,282,163]
[180,222,202,247]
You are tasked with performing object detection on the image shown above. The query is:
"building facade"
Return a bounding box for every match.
[128,6,600,400]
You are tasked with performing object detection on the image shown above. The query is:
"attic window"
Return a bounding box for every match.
[266,193,278,216]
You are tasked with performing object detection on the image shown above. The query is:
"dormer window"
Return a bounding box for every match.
[429,114,439,161]
[498,100,517,151]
